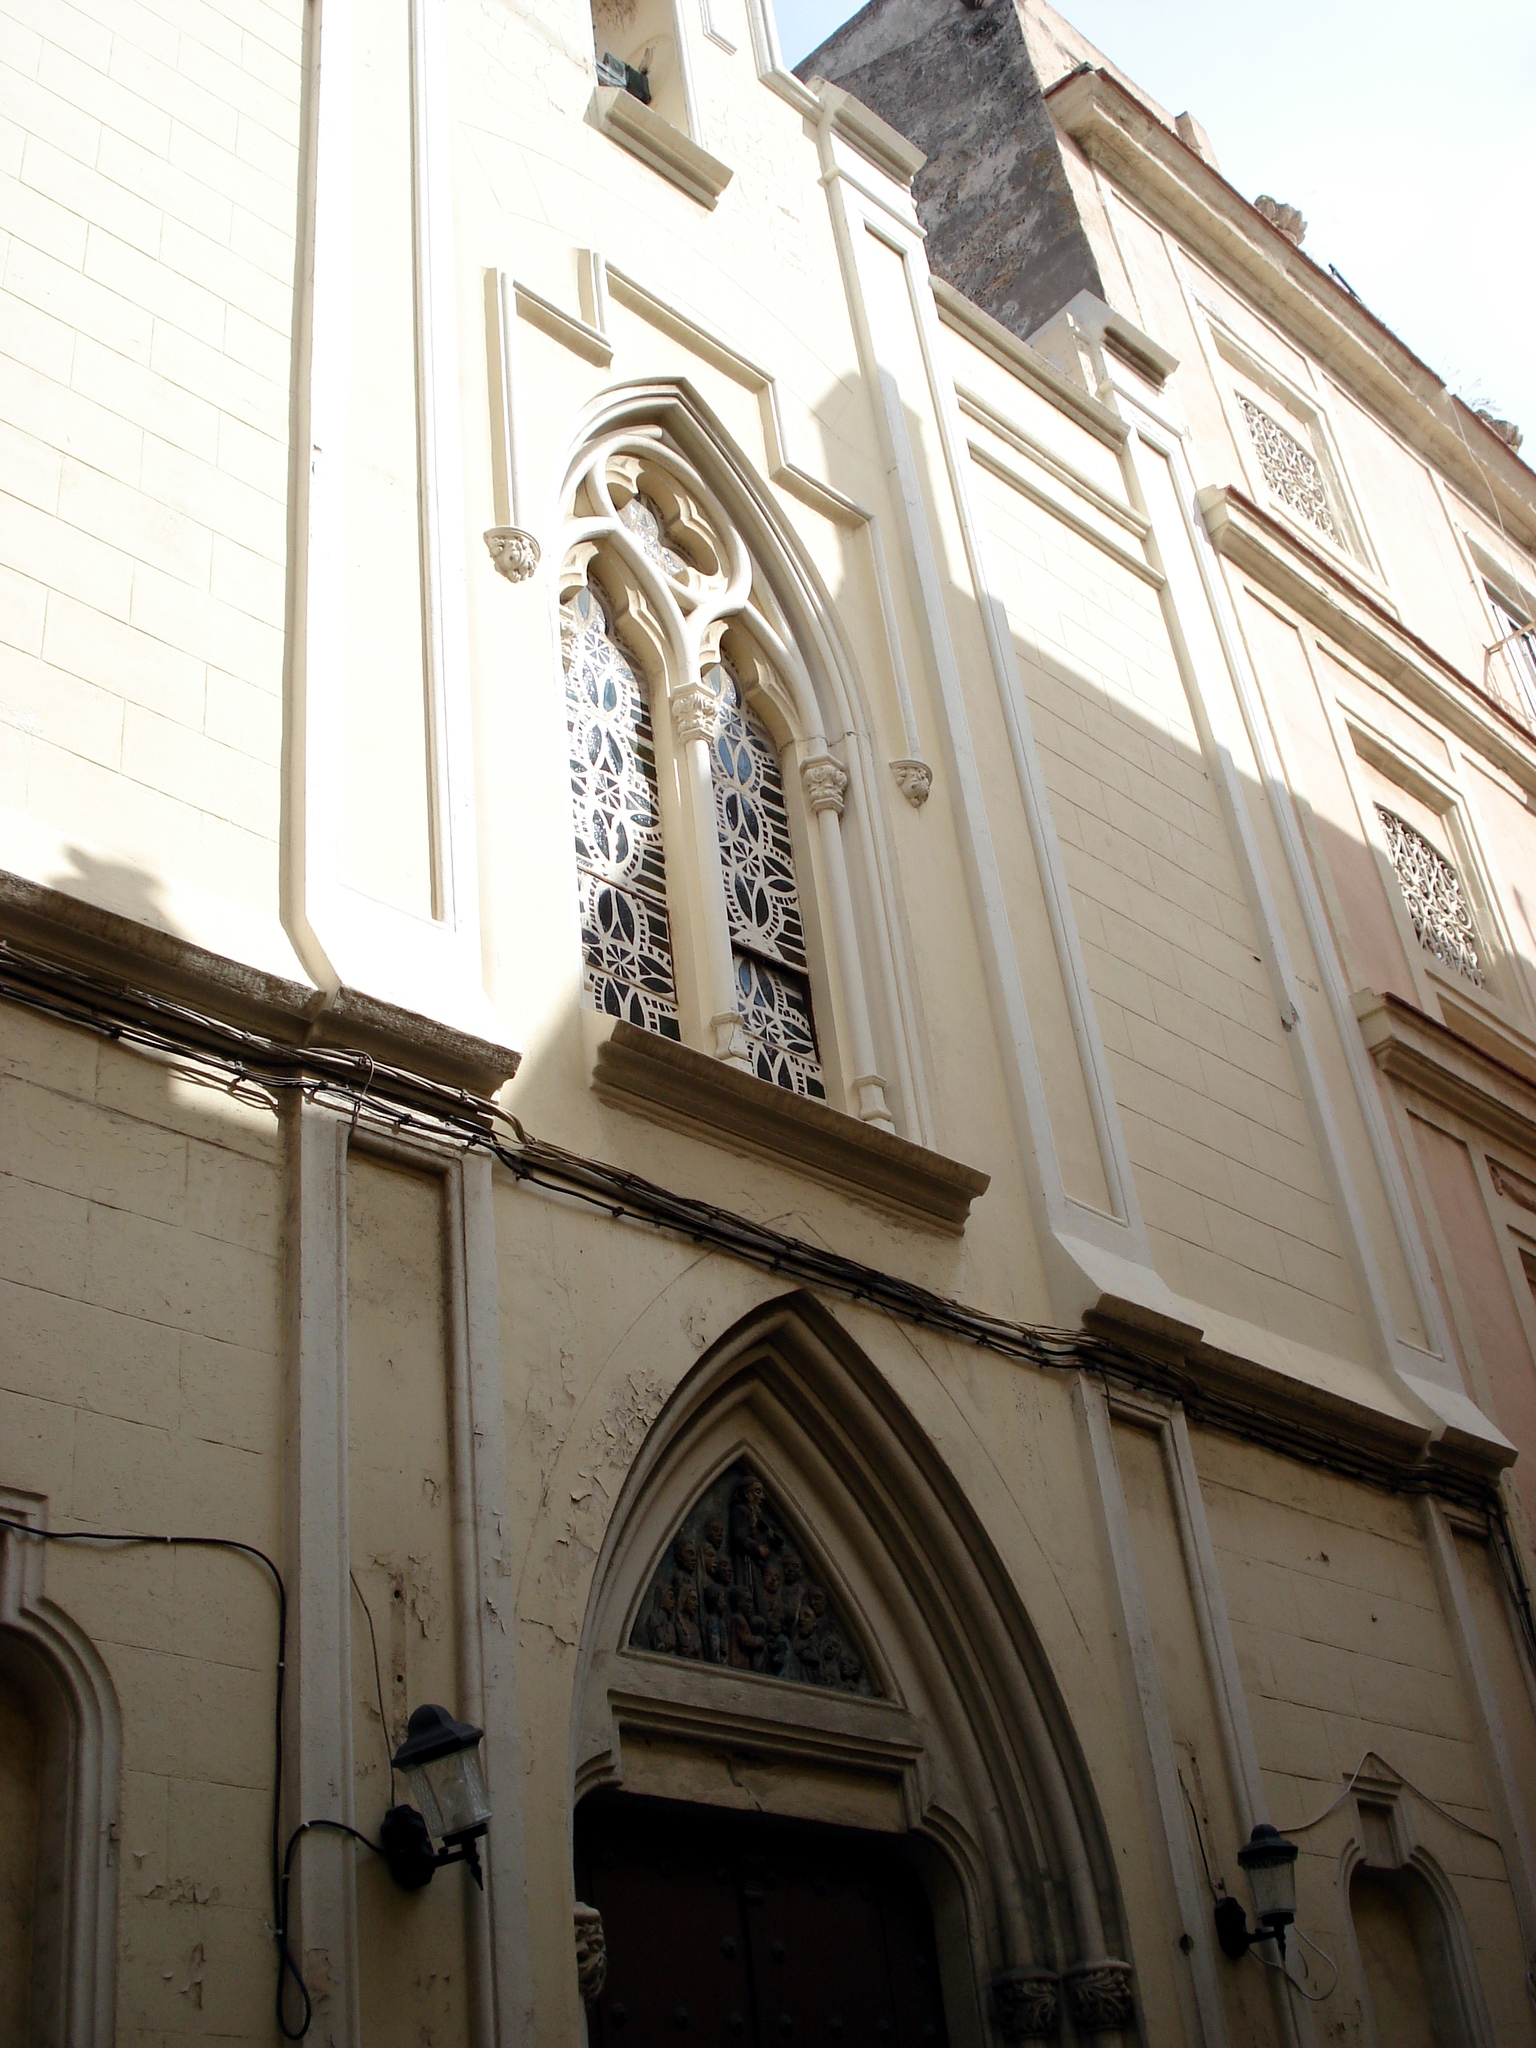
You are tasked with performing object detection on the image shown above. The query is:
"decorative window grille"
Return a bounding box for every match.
[1238,395,1341,543]
[1375,804,1484,986]
[562,587,682,1036]
[705,662,825,1098]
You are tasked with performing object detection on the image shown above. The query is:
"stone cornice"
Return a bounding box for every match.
[1045,67,1536,552]
[590,1017,989,1232]
[1199,484,1536,797]
[0,871,519,1100]
[812,81,927,188]
[1358,989,1536,1160]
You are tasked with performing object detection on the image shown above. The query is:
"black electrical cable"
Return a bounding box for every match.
[0,1517,293,2024]
[0,1512,372,2039]
[350,1569,398,1788]
[277,1820,388,2038]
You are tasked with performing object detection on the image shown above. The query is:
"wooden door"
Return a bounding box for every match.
[575,1795,949,2048]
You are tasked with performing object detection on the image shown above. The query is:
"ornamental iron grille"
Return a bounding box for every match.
[1375,803,1485,986]
[705,660,824,1098]
[1238,394,1341,543]
[562,586,683,1037]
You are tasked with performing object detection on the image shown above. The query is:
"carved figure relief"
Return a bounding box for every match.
[628,1462,878,1695]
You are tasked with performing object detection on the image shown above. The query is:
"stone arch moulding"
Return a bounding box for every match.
[547,377,936,1147]
[0,1490,122,2048]
[570,1294,1137,2042]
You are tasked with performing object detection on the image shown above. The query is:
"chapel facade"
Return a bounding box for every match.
[2,1,1536,2045]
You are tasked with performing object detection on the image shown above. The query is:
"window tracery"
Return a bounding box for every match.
[1375,803,1484,986]
[561,586,682,1036]
[1238,394,1340,542]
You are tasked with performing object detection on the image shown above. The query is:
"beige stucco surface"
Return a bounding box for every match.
[2,0,1536,2041]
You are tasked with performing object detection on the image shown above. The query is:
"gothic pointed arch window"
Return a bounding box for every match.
[556,430,896,1126]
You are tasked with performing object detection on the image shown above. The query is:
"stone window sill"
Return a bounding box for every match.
[590,1019,989,1232]
[586,88,733,210]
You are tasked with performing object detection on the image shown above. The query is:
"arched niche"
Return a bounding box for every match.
[569,1295,1135,2043]
[1340,1802,1496,2048]
[0,1500,121,2048]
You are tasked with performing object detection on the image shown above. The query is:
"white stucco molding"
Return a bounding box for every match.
[586,86,733,209]
[1045,66,1536,554]
[1199,484,1536,798]
[588,1016,988,1230]
[1357,989,1536,1156]
[931,277,1128,450]
[0,1491,122,2048]
[813,97,1161,1325]
[811,82,926,189]
[287,0,496,1041]
[282,1112,531,2047]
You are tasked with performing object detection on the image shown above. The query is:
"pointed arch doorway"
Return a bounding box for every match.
[575,1792,948,2048]
[569,1298,1136,2048]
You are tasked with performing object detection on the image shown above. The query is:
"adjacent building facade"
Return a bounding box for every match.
[3,0,1536,2044]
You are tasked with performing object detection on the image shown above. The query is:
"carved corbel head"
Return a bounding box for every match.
[483,526,541,583]
[889,758,932,808]
[573,1902,607,2004]
[800,754,849,818]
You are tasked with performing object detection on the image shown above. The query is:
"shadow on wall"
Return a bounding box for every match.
[44,843,187,943]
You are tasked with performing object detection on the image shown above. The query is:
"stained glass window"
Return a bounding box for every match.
[705,662,824,1098]
[1375,804,1484,987]
[562,587,682,1037]
[1238,394,1341,543]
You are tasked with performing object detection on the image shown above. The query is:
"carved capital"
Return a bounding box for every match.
[889,757,932,808]
[483,526,541,582]
[800,755,849,816]
[1063,1959,1135,2034]
[991,1966,1059,2040]
[573,1903,607,2004]
[671,682,717,747]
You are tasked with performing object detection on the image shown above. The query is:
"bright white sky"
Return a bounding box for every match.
[776,0,1536,451]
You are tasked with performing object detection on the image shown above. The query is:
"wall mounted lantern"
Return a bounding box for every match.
[380,1704,492,1892]
[1214,1823,1299,1960]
